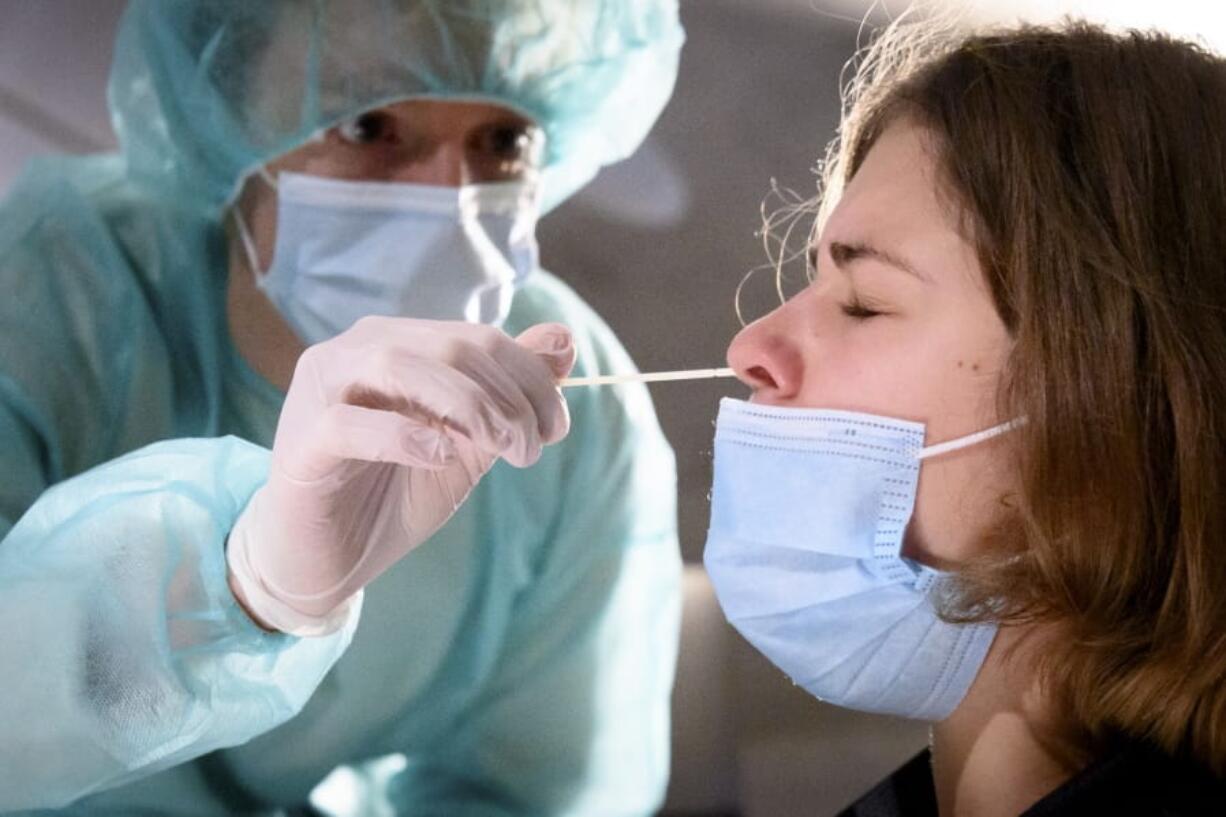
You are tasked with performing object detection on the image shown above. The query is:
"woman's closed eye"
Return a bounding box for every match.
[840,295,887,320]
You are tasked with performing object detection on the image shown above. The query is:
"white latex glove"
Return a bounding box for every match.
[226,318,576,635]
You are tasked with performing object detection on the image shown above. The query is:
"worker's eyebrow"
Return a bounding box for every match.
[812,240,930,283]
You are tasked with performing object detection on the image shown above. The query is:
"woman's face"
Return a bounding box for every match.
[726,119,1016,568]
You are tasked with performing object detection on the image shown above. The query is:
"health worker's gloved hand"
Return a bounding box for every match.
[226,318,576,635]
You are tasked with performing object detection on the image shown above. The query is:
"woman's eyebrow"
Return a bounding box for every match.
[819,240,931,283]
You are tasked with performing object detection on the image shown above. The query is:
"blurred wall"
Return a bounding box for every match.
[0,2,121,184]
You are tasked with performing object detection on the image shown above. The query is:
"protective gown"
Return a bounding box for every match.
[0,1,684,814]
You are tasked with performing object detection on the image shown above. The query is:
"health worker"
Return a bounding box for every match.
[0,2,684,815]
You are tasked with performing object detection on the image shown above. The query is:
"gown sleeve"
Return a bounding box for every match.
[0,166,359,812]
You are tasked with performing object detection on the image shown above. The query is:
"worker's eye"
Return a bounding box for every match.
[335,112,394,145]
[478,123,543,163]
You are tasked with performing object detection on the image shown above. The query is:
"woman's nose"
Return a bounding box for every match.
[726,309,804,404]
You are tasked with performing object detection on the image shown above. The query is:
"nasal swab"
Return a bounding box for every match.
[560,367,737,388]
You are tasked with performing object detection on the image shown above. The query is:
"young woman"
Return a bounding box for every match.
[706,13,1226,816]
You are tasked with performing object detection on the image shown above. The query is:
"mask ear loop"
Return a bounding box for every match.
[916,417,1026,461]
[232,206,263,282]
[257,166,279,189]
[231,167,279,283]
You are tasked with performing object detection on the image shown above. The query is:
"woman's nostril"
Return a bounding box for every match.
[746,365,777,389]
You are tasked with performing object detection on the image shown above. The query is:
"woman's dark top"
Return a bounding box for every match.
[837,743,1226,816]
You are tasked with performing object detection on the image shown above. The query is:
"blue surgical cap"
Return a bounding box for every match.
[108,0,684,215]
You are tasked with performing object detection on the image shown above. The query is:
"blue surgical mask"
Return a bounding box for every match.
[234,171,539,344]
[703,397,1018,721]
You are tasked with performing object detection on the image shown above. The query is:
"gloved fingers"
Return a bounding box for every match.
[513,323,575,445]
[380,357,545,468]
[308,403,458,474]
[516,322,578,379]
[327,319,560,463]
[460,330,568,451]
[417,346,547,467]
[427,321,570,446]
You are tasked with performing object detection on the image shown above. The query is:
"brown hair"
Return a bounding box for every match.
[822,11,1226,771]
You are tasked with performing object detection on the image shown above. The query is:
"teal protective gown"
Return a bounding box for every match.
[0,1,683,814]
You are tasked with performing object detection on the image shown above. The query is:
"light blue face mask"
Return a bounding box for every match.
[703,397,1018,721]
[235,171,540,344]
